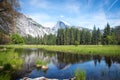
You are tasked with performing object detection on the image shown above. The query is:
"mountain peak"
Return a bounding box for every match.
[57,20,70,26]
[52,20,71,33]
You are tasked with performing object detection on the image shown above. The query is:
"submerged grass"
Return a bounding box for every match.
[75,69,86,80]
[1,45,120,55]
[36,59,47,66]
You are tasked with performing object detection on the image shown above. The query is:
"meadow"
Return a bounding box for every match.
[0,45,120,56]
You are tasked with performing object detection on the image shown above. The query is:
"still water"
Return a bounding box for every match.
[12,48,120,80]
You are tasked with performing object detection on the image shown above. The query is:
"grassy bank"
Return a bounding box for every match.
[0,45,120,55]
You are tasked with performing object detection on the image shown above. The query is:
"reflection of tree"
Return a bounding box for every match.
[13,49,120,79]
[111,56,120,63]
[93,55,102,66]
[57,52,91,64]
[93,55,120,68]
[105,56,112,68]
[52,52,91,69]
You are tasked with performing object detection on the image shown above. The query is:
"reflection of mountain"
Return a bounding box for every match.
[52,52,91,69]
[12,49,120,79]
[12,49,54,79]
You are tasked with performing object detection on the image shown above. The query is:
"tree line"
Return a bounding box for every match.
[0,23,119,45]
[39,23,120,45]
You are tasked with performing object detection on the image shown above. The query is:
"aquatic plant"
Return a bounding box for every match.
[75,69,86,80]
[36,59,47,66]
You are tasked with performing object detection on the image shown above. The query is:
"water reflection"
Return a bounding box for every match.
[12,48,120,80]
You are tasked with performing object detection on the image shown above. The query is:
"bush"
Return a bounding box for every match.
[10,34,24,44]
[3,63,12,71]
[74,41,79,46]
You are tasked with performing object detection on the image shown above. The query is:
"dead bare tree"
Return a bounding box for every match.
[0,0,20,34]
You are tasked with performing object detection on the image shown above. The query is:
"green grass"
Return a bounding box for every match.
[0,48,23,70]
[36,59,47,66]
[0,48,23,80]
[0,45,120,55]
[75,69,86,80]
[0,74,11,80]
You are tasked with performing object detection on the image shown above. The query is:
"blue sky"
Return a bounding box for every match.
[20,0,120,29]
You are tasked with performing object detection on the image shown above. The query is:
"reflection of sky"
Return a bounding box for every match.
[29,60,120,80]
[16,49,120,80]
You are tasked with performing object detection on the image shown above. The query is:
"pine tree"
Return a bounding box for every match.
[85,30,91,44]
[102,23,111,45]
[70,27,74,45]
[56,29,64,45]
[114,26,120,44]
[91,26,97,45]
[96,28,101,44]
[80,29,86,45]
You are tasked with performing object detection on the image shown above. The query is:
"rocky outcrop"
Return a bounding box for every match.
[15,13,53,37]
[52,21,70,33]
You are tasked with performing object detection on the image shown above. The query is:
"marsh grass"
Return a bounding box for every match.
[75,69,86,80]
[0,48,23,80]
[0,74,11,80]
[36,59,47,66]
[0,49,23,70]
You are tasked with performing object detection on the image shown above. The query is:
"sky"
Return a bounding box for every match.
[20,0,120,29]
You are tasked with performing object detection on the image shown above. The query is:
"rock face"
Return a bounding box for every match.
[0,12,87,37]
[15,14,52,37]
[52,21,71,33]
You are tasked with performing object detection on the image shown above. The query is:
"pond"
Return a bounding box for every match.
[1,48,120,80]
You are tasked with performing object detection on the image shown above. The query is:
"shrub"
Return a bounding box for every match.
[10,34,24,44]
[74,41,79,46]
[3,63,12,71]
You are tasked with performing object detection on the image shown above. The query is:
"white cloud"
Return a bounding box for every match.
[108,19,120,27]
[29,13,51,21]
[60,15,64,18]
[64,1,80,14]
[29,0,50,9]
[65,4,80,14]
[42,22,55,28]
[28,13,55,27]
[63,10,108,29]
